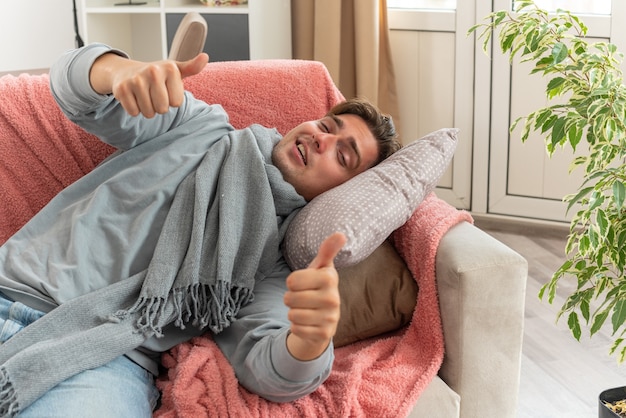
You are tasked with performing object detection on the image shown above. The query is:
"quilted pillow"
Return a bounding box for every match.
[283,128,458,269]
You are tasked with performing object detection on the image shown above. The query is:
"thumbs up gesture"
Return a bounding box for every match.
[90,52,209,118]
[284,232,346,361]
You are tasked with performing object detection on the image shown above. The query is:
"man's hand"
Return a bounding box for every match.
[90,52,209,118]
[284,232,346,361]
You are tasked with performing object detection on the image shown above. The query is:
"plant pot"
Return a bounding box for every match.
[600,387,626,417]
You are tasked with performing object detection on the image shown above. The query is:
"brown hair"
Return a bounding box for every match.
[326,98,401,165]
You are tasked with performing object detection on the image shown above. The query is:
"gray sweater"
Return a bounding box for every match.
[0,44,333,403]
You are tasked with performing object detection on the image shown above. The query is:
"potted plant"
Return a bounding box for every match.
[600,386,626,417]
[468,1,626,415]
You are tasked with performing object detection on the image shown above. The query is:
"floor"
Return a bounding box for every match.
[475,217,626,418]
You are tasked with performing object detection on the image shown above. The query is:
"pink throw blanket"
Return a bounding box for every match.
[155,194,473,417]
[0,73,114,244]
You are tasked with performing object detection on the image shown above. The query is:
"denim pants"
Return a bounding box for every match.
[0,293,160,418]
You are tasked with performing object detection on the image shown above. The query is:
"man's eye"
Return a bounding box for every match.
[338,151,347,166]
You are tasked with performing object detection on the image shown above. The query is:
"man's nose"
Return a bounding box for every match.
[313,133,336,153]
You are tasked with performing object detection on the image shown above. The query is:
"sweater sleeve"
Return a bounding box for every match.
[212,257,334,403]
[49,43,218,151]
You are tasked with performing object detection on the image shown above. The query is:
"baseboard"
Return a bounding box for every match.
[0,68,49,77]
[471,213,570,239]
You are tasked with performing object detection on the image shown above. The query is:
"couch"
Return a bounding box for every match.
[0,58,527,417]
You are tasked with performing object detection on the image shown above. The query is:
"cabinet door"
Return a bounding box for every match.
[388,1,474,209]
[486,0,625,222]
[166,13,249,62]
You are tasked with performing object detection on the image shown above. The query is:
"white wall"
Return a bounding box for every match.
[0,0,77,72]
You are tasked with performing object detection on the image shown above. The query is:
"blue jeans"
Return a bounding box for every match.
[0,294,160,418]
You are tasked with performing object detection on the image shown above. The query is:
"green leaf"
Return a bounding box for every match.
[534,56,555,73]
[596,209,609,237]
[538,282,548,300]
[493,11,507,26]
[566,186,593,210]
[533,108,553,131]
[596,276,610,299]
[613,299,626,334]
[610,338,624,355]
[591,307,611,336]
[552,42,569,64]
[550,117,567,149]
[568,312,582,340]
[546,76,566,98]
[581,298,591,322]
[596,246,607,268]
[604,118,618,143]
[588,227,599,248]
[589,191,605,212]
[502,32,517,52]
[579,235,590,254]
[566,122,583,151]
[614,181,626,209]
[618,230,626,250]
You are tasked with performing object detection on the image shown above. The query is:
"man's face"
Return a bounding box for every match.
[272,113,379,201]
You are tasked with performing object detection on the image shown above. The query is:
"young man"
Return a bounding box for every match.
[0,44,399,417]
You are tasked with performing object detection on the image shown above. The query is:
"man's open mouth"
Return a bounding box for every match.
[297,142,307,165]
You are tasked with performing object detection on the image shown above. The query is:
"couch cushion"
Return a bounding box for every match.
[334,240,417,347]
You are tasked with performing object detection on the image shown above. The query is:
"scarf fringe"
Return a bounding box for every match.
[113,282,254,336]
[0,367,19,418]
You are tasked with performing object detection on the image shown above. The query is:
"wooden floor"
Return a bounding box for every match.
[475,216,626,418]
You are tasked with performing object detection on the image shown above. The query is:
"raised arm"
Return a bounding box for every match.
[284,232,345,360]
[212,234,345,402]
[49,44,226,151]
[89,51,208,118]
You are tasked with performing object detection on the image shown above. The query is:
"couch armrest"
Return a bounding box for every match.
[435,221,527,418]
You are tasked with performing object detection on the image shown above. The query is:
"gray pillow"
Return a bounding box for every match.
[284,128,458,269]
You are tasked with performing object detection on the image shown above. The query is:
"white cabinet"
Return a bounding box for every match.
[78,0,291,62]
[388,3,475,210]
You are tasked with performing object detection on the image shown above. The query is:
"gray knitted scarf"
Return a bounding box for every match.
[0,125,305,416]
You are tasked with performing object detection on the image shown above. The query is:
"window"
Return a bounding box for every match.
[387,0,456,10]
[515,0,611,15]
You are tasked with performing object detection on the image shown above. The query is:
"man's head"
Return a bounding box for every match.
[272,98,400,201]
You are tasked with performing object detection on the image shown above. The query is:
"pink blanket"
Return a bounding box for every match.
[155,194,473,417]
[0,73,114,244]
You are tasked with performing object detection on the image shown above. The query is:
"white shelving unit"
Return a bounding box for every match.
[79,0,292,62]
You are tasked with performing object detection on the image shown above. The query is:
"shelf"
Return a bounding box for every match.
[85,0,161,9]
[165,5,249,14]
[85,7,162,13]
[165,0,248,11]
[79,0,291,61]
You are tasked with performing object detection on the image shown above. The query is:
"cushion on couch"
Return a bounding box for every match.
[334,240,417,347]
